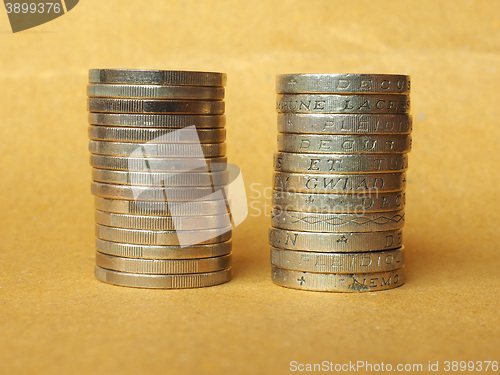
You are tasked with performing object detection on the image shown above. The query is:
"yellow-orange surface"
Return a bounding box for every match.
[0,1,499,374]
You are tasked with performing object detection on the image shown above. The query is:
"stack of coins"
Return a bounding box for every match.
[270,73,411,292]
[88,69,232,289]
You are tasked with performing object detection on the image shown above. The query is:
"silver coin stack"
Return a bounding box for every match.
[270,73,411,292]
[88,69,232,289]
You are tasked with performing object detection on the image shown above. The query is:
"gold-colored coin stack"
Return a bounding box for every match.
[88,69,232,288]
[270,73,411,292]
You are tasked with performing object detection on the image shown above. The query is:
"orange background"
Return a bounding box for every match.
[0,1,499,374]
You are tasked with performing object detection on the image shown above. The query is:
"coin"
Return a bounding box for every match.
[271,247,404,273]
[94,197,229,216]
[273,171,406,193]
[276,74,410,94]
[92,169,228,186]
[88,126,226,143]
[89,113,225,128]
[95,210,231,230]
[271,266,404,292]
[90,155,227,172]
[95,224,232,246]
[96,252,232,274]
[95,266,231,289]
[276,94,410,114]
[278,113,412,134]
[87,98,225,115]
[271,209,405,232]
[95,238,232,259]
[276,133,411,153]
[91,182,227,201]
[89,69,227,86]
[274,152,408,173]
[272,190,405,213]
[88,84,225,100]
[269,228,403,252]
[89,140,227,158]
[88,98,225,114]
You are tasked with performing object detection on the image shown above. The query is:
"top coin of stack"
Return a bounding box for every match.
[270,73,411,292]
[88,69,232,289]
